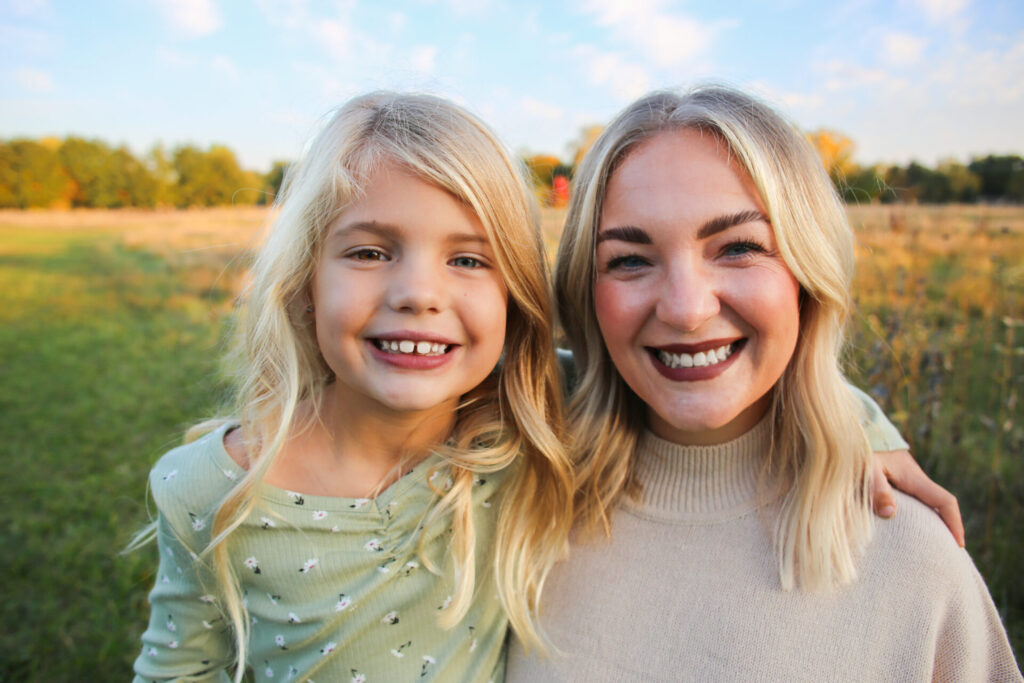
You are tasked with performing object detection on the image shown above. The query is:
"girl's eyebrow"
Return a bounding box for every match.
[329,220,490,245]
[696,210,770,239]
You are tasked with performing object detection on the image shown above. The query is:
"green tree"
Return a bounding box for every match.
[264,160,290,203]
[173,144,246,207]
[0,139,67,208]
[968,155,1024,200]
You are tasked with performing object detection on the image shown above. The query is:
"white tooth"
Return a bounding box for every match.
[390,341,400,352]
[399,340,415,353]
[717,346,729,361]
[707,351,719,365]
[416,341,431,354]
[693,352,708,367]
[680,353,694,368]
[432,343,442,354]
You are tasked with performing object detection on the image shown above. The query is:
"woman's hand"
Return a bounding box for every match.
[871,450,965,547]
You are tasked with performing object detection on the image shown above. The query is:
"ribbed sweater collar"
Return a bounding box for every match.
[624,417,773,522]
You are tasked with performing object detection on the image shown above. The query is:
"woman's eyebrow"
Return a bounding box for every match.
[696,210,770,239]
[596,225,651,244]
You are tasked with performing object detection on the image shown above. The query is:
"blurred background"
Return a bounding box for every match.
[1,0,1021,679]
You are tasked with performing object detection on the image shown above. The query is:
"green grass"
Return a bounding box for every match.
[0,231,236,679]
[1,207,1021,679]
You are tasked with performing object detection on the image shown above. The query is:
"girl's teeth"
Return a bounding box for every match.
[657,343,734,369]
[378,339,448,356]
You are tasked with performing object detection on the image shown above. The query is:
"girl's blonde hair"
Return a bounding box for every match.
[192,92,571,678]
[557,84,872,592]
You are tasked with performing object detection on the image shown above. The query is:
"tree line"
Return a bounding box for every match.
[2,133,1022,210]
[0,137,288,209]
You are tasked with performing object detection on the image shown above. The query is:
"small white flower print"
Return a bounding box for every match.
[288,612,301,624]
[421,655,436,676]
[348,498,370,510]
[199,594,215,603]
[260,517,276,529]
[335,594,352,611]
[299,558,318,573]
[364,539,383,552]
[287,666,298,681]
[482,500,492,508]
[188,512,205,531]
[330,525,341,533]
[438,595,452,610]
[381,610,399,625]
[377,557,396,574]
[244,557,261,574]
[202,620,214,630]
[162,469,178,481]
[350,671,366,683]
[312,510,327,520]
[403,560,419,576]
[275,634,287,650]
[286,490,305,506]
[146,647,158,656]
[267,593,280,605]
[320,641,337,655]
[265,662,274,678]
[391,640,411,658]
[166,615,176,632]
[168,640,179,649]
[222,468,238,481]
[161,574,170,584]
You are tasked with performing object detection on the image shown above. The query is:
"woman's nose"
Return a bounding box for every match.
[654,259,720,332]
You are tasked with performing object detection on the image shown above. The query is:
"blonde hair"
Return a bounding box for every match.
[557,84,872,592]
[184,92,571,679]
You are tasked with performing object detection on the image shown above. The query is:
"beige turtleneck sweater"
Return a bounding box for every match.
[506,419,1022,682]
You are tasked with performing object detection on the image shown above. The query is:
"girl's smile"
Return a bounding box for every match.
[311,161,508,420]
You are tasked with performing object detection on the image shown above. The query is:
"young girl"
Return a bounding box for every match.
[132,92,574,682]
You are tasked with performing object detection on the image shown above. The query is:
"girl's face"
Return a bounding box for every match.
[593,129,801,445]
[311,161,508,419]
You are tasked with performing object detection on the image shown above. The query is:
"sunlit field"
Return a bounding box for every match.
[1,205,1021,679]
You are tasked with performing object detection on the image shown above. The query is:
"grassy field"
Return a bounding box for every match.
[1,205,1021,679]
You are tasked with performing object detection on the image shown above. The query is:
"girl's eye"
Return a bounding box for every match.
[350,248,388,261]
[721,240,767,258]
[605,254,650,271]
[450,255,484,269]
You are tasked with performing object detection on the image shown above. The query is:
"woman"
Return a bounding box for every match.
[508,86,1021,680]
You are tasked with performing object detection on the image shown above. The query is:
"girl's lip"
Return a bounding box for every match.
[649,338,743,354]
[367,339,457,370]
[370,330,460,346]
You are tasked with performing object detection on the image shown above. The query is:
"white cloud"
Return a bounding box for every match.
[311,18,351,61]
[936,36,1024,105]
[573,44,652,100]
[882,31,927,66]
[387,11,407,32]
[820,60,904,92]
[157,47,199,68]
[409,45,438,75]
[911,0,969,23]
[211,55,239,81]
[519,96,564,121]
[577,0,726,68]
[5,0,51,19]
[13,66,54,92]
[153,0,222,38]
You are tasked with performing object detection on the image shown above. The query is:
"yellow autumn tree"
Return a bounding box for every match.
[806,129,857,182]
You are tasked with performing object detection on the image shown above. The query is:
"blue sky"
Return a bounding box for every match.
[2,0,1022,171]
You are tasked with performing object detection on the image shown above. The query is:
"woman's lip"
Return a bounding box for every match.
[646,339,745,381]
[650,338,743,354]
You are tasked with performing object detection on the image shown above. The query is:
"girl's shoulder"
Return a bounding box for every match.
[148,423,243,537]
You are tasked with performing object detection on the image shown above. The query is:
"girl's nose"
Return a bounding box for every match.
[654,259,720,332]
[387,259,446,314]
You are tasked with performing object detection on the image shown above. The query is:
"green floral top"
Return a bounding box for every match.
[133,424,508,683]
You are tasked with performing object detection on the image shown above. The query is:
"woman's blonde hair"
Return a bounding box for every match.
[557,84,873,592]
[185,92,571,678]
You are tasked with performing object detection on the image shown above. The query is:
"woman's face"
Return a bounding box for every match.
[593,129,801,445]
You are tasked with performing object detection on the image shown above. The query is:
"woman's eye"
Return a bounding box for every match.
[451,255,484,269]
[351,248,388,261]
[721,240,766,258]
[605,254,649,271]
